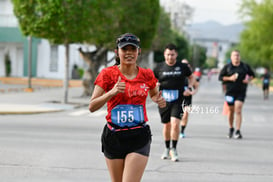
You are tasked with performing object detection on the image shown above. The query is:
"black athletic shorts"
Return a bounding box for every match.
[101,124,152,159]
[263,84,269,90]
[158,100,183,123]
[225,93,246,106]
[182,96,192,107]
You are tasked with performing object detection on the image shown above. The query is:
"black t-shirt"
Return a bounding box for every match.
[154,61,192,100]
[219,62,255,94]
[262,73,270,85]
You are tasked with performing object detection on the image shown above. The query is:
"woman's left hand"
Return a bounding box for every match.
[155,91,166,108]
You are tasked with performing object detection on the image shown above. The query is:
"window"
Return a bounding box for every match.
[49,45,58,72]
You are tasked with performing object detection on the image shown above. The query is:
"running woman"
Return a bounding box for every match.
[219,49,255,139]
[180,59,199,138]
[154,44,194,162]
[89,33,166,182]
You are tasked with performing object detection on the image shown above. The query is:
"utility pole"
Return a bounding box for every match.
[25,36,33,92]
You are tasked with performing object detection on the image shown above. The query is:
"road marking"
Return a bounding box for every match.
[89,110,107,117]
[69,109,90,116]
[69,109,107,117]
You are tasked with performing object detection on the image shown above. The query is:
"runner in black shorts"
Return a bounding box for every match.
[261,68,270,100]
[219,49,255,139]
[154,44,194,162]
[180,59,199,138]
[89,33,166,182]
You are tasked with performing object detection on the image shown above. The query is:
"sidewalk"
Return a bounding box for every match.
[0,81,89,114]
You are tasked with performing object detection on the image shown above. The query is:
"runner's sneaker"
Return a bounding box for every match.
[170,148,179,162]
[161,148,170,160]
[234,130,243,139]
[180,133,186,138]
[227,127,234,139]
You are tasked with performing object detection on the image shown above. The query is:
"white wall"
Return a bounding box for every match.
[0,47,4,76]
[15,47,23,76]
[37,39,51,78]
[0,43,23,77]
[37,40,85,79]
[9,44,23,77]
[0,0,18,27]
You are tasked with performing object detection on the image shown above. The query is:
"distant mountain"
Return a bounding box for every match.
[185,20,245,43]
[187,20,223,30]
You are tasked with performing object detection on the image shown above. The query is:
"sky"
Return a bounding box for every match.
[180,0,244,25]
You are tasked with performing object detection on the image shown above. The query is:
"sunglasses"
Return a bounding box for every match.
[117,35,140,44]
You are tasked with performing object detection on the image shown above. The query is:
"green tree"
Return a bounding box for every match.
[115,0,160,50]
[12,0,160,102]
[153,31,189,63]
[153,8,190,64]
[12,0,113,103]
[174,31,189,62]
[82,0,160,50]
[239,0,273,70]
[204,57,218,68]
[152,8,175,51]
[189,44,206,69]
[78,0,160,95]
[153,8,175,63]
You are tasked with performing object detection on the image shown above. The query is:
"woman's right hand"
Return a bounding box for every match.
[111,76,126,95]
[89,76,125,112]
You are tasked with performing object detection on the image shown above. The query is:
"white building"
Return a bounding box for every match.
[0,0,86,79]
[160,0,193,32]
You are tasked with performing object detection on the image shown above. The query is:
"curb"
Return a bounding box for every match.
[0,86,63,94]
[0,103,86,115]
[0,110,63,115]
[0,104,64,115]
[0,77,82,87]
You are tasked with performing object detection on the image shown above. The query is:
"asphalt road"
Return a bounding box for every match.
[0,75,272,182]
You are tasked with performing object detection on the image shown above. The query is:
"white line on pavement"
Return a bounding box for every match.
[88,110,107,117]
[69,109,90,116]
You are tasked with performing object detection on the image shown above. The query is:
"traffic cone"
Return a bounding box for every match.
[222,101,229,116]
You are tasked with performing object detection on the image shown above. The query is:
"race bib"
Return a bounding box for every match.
[263,79,269,84]
[225,95,234,104]
[111,105,145,127]
[162,89,179,102]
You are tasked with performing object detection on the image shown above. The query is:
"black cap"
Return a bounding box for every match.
[116,33,140,48]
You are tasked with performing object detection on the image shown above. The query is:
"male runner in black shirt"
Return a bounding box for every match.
[154,44,194,161]
[219,50,255,139]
